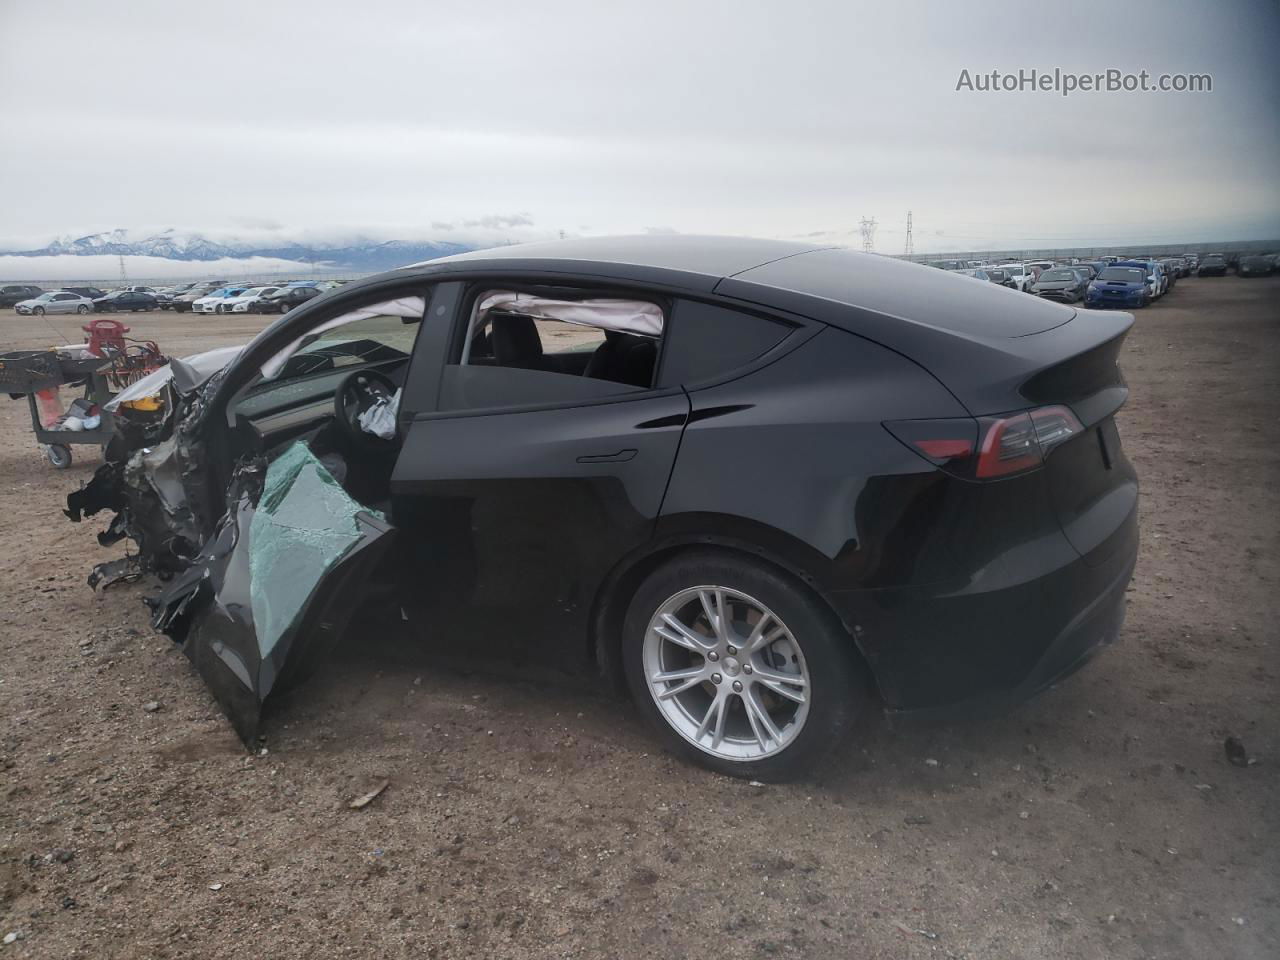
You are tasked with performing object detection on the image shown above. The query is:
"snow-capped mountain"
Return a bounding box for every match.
[9,229,472,272]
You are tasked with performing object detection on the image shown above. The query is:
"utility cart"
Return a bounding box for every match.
[0,320,166,469]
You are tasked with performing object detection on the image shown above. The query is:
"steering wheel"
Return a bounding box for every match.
[334,368,400,449]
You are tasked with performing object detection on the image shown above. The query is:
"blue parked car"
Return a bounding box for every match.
[1085,265,1151,309]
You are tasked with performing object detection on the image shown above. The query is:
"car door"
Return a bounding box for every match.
[389,281,688,666]
[150,444,396,743]
[51,292,78,314]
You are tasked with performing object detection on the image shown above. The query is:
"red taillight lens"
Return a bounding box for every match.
[886,405,1083,481]
[975,412,1040,477]
[1027,405,1082,455]
[883,418,977,468]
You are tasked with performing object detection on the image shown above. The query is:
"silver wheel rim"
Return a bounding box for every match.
[643,585,810,762]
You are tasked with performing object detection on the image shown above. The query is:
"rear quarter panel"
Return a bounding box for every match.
[658,325,973,592]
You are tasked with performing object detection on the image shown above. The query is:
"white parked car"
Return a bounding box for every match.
[192,285,254,314]
[996,262,1036,292]
[14,291,96,315]
[222,286,282,313]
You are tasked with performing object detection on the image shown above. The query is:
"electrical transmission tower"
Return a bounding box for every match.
[118,254,128,283]
[904,211,914,258]
[858,216,877,253]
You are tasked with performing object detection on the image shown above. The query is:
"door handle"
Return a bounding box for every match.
[576,449,637,464]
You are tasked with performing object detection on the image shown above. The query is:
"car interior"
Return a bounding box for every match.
[227,288,666,511]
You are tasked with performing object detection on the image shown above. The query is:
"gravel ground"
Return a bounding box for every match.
[0,278,1277,959]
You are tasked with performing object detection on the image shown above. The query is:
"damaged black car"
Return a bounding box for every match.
[65,236,1139,780]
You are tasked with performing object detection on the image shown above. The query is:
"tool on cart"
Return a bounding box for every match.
[82,318,165,390]
[0,322,167,469]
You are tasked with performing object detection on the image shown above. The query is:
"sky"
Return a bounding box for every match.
[1,0,1278,255]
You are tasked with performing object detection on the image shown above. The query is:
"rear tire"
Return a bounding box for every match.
[622,549,870,781]
[77,304,89,314]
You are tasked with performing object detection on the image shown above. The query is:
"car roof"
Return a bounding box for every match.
[413,234,831,280]
[387,234,1074,341]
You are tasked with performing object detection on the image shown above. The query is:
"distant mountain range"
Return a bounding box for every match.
[3,229,474,272]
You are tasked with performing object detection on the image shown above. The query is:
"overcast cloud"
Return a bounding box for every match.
[1,0,1277,253]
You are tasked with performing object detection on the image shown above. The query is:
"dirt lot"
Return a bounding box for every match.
[1,279,1277,959]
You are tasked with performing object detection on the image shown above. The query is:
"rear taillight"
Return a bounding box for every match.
[885,405,1083,481]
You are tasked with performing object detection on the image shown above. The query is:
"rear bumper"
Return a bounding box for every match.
[830,501,1138,714]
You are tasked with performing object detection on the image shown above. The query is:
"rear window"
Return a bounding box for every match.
[657,300,792,387]
[729,248,1074,339]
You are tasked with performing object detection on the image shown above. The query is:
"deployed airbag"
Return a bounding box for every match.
[472,291,664,339]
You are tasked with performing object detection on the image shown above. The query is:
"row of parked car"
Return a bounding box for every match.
[927,250,1279,309]
[1,279,343,316]
[159,279,343,314]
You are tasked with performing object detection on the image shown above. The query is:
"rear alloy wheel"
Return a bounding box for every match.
[624,551,867,780]
[77,304,89,314]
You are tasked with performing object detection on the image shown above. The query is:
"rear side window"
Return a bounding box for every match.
[657,300,792,388]
[439,287,667,412]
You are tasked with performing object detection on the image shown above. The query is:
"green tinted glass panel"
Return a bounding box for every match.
[248,442,379,658]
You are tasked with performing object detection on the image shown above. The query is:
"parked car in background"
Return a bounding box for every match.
[983,267,1020,289]
[1085,265,1150,309]
[1030,266,1091,303]
[256,283,324,314]
[955,268,993,282]
[171,281,231,313]
[1197,254,1228,277]
[1,284,45,307]
[224,285,282,312]
[995,262,1035,292]
[1237,255,1274,277]
[60,286,108,300]
[193,285,256,314]
[926,259,966,271]
[114,285,159,295]
[1069,263,1100,283]
[155,282,200,308]
[93,290,159,312]
[14,291,96,315]
[1114,259,1166,299]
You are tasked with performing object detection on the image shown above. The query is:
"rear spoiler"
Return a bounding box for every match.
[1020,322,1130,426]
[949,310,1134,422]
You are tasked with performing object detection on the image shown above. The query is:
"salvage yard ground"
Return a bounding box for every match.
[0,277,1277,959]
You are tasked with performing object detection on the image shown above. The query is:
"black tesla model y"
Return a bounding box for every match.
[69,236,1138,779]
